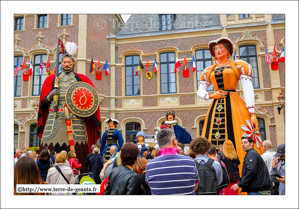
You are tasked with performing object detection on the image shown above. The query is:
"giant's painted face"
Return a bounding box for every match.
[167,114,174,121]
[109,121,115,129]
[137,135,144,143]
[62,58,74,72]
[214,43,229,60]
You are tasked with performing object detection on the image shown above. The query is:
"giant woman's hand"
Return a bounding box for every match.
[210,90,228,100]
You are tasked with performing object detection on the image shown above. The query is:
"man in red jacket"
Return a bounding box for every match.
[37,47,101,173]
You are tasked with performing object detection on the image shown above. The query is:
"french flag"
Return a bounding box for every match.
[153,58,158,74]
[14,60,22,77]
[265,48,270,64]
[104,60,109,76]
[190,55,196,72]
[233,51,237,60]
[39,60,46,75]
[278,47,285,63]
[29,59,33,76]
[174,57,181,73]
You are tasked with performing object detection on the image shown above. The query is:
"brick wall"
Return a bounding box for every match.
[180,95,195,105]
[143,67,158,95]
[16,14,79,51]
[252,31,267,52]
[179,63,195,93]
[19,132,25,149]
[261,58,271,88]
[143,97,158,107]
[273,29,285,51]
[279,62,285,87]
[264,91,272,101]
[22,99,27,108]
[269,126,277,150]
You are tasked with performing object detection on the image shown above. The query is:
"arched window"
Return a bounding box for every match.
[125,55,140,96]
[239,45,260,89]
[14,56,23,97]
[29,123,39,147]
[160,52,176,94]
[195,49,214,91]
[32,54,48,96]
[126,122,141,143]
[14,124,19,149]
[199,120,205,136]
[257,118,266,141]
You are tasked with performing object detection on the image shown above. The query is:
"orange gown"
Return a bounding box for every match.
[199,59,264,179]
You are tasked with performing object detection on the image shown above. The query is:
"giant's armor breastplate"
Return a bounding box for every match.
[41,72,88,146]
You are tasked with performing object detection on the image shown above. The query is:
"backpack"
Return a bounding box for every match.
[218,160,230,190]
[195,158,219,195]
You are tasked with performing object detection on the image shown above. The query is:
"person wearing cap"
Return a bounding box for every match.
[136,131,149,158]
[270,144,285,195]
[196,37,264,175]
[100,118,124,162]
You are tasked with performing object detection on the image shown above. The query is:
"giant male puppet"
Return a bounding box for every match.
[37,42,101,172]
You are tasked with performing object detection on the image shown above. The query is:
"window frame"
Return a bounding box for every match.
[239,14,250,19]
[257,118,267,142]
[61,14,71,26]
[160,52,177,94]
[32,54,48,96]
[195,49,214,92]
[239,45,260,89]
[125,55,140,96]
[29,123,39,147]
[125,122,141,143]
[159,14,174,31]
[14,56,23,97]
[37,14,47,28]
[15,17,24,31]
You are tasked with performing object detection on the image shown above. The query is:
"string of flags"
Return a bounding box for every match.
[265,46,285,70]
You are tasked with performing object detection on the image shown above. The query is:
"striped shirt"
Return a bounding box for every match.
[146,148,199,195]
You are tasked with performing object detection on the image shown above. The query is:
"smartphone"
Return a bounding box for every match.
[274,174,282,178]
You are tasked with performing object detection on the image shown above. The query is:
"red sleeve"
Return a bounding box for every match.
[37,74,55,139]
[73,159,82,169]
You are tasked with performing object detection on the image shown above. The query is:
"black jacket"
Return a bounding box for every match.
[238,149,271,192]
[104,165,144,195]
[85,152,94,172]
[221,156,240,183]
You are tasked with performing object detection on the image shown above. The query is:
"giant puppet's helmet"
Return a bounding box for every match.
[62,42,78,72]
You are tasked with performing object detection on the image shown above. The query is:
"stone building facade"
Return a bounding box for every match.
[14,14,285,150]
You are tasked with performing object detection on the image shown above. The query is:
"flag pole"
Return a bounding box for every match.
[53,35,60,118]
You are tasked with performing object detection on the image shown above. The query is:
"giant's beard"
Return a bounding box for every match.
[62,65,75,73]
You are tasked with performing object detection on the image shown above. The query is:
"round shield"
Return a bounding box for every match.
[65,82,99,117]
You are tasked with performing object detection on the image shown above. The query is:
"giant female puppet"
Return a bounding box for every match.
[196,37,263,173]
[37,42,101,173]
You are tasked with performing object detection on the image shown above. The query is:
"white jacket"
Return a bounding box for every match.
[261,149,276,173]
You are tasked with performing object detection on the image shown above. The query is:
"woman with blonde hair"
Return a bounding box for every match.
[68,151,82,176]
[222,140,240,195]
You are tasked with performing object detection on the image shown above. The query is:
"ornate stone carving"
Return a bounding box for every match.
[60,29,69,44]
[124,99,141,105]
[232,29,265,50]
[255,105,275,124]
[14,113,25,130]
[14,34,30,56]
[254,92,263,99]
[14,100,21,109]
[29,98,40,109]
[160,97,178,104]
[35,31,45,48]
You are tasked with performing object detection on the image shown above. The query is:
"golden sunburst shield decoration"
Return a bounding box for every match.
[65,82,99,117]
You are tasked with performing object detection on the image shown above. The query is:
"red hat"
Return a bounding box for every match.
[209,37,234,58]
